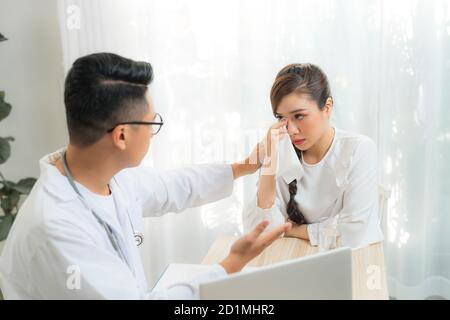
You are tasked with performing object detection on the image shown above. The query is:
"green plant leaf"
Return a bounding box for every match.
[0,213,14,241]
[0,184,10,194]
[12,178,37,194]
[0,137,12,164]
[0,101,12,122]
[0,179,14,189]
[1,189,20,212]
[0,92,12,122]
[0,181,13,193]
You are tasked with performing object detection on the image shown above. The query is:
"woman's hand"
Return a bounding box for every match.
[219,220,292,273]
[259,119,288,175]
[253,119,288,208]
[231,119,287,179]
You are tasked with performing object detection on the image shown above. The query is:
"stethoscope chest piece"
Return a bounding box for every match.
[134,232,144,247]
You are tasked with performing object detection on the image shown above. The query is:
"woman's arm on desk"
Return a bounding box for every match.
[284,222,309,240]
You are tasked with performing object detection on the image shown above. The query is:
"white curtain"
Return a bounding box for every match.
[57,0,450,299]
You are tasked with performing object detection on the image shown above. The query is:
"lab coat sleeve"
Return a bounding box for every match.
[151,264,228,300]
[132,164,235,217]
[242,179,286,233]
[307,138,382,248]
[27,218,226,299]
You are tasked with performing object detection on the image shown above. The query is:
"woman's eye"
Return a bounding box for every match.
[295,114,305,120]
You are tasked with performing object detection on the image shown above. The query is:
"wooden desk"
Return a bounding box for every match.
[202,236,389,300]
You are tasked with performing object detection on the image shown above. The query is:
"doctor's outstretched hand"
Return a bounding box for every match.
[219,220,292,274]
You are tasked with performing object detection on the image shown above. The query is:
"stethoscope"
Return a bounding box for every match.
[61,151,144,272]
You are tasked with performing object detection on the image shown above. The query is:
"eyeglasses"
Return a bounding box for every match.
[106,113,164,135]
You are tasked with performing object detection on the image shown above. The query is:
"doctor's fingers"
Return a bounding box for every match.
[245,142,265,167]
[257,222,292,248]
[246,220,270,242]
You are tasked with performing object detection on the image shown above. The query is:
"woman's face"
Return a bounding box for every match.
[275,92,332,152]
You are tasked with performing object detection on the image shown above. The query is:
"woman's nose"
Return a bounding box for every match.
[287,119,300,135]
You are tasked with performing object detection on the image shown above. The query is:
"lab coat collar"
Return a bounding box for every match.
[39,148,130,206]
[40,147,79,202]
[40,148,132,231]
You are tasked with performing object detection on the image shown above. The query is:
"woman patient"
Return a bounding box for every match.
[244,63,383,248]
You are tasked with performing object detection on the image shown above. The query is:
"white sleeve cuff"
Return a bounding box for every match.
[243,192,286,233]
[307,223,319,246]
[165,264,227,300]
[255,205,286,231]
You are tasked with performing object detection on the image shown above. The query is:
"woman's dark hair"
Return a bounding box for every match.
[270,63,332,225]
[64,52,154,147]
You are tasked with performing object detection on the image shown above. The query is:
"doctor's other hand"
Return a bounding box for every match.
[219,220,292,274]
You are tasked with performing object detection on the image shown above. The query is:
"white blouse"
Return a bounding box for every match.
[243,127,384,248]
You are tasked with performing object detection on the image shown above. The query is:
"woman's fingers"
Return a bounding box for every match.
[265,119,287,148]
[245,119,287,172]
[270,119,288,136]
[272,118,288,129]
[268,120,288,136]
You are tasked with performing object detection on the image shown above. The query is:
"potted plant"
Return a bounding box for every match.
[0,33,37,252]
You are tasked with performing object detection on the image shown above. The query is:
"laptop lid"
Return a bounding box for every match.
[200,247,352,300]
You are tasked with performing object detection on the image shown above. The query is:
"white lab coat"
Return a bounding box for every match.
[0,149,234,299]
[243,128,384,248]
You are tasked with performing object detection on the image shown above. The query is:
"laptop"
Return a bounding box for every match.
[199,247,352,300]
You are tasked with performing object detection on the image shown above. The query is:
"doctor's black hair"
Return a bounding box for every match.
[64,52,153,147]
[270,63,332,225]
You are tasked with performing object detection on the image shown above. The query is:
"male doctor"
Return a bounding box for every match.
[0,53,291,299]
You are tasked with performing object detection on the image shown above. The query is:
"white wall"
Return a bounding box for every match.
[0,0,66,181]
